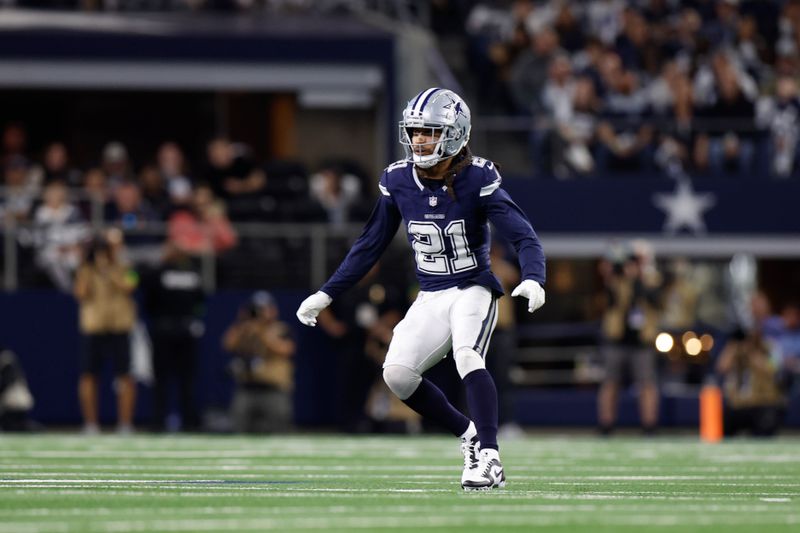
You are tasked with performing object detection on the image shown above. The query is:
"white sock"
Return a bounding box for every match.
[459,421,477,441]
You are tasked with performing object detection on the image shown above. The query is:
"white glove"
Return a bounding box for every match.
[296,291,333,326]
[511,280,545,313]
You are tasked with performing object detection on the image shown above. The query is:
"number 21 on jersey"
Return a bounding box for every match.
[408,219,477,275]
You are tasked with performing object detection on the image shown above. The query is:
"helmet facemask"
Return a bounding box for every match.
[399,88,471,169]
[399,123,461,169]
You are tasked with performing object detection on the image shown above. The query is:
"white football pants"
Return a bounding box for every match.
[383,285,498,378]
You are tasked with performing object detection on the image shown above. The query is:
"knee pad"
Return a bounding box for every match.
[382,365,422,400]
[454,347,486,379]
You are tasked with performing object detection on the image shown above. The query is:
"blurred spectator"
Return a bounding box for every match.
[157,141,193,207]
[776,0,800,62]
[735,15,770,82]
[167,184,237,256]
[650,61,695,175]
[466,1,535,44]
[141,242,206,432]
[596,62,655,174]
[597,241,662,435]
[614,7,660,74]
[541,54,576,124]
[510,27,564,114]
[775,302,800,389]
[703,0,741,47]
[204,137,266,219]
[663,7,704,68]
[101,141,134,190]
[138,164,171,220]
[261,158,316,221]
[693,50,758,176]
[308,165,366,226]
[1,122,28,167]
[572,36,607,97]
[37,142,82,187]
[465,1,533,112]
[641,0,679,27]
[553,3,585,54]
[660,259,699,332]
[73,236,138,434]
[32,181,88,291]
[106,180,161,249]
[79,167,110,222]
[749,291,785,339]
[1,156,39,223]
[223,291,295,433]
[585,0,626,46]
[551,76,599,178]
[717,327,785,437]
[756,75,800,178]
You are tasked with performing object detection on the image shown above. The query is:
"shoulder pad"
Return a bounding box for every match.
[378,162,406,197]
[471,157,502,196]
[384,159,410,173]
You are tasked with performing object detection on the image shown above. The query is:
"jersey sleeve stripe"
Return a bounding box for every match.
[378,183,391,196]
[479,179,501,197]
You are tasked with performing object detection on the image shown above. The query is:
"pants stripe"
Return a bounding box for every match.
[472,297,497,354]
[478,300,499,357]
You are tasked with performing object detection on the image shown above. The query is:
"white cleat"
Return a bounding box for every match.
[462,448,505,491]
[460,435,481,486]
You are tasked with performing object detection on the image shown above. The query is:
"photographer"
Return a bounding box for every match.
[597,240,663,435]
[222,291,295,433]
[717,327,785,437]
[73,234,138,434]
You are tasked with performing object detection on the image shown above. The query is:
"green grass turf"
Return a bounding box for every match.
[0,433,799,532]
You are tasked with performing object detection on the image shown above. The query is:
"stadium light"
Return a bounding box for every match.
[700,334,714,351]
[655,332,674,353]
[685,337,703,356]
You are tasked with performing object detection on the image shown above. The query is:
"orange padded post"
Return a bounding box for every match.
[700,381,723,443]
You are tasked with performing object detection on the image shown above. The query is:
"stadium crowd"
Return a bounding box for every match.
[0,122,372,290]
[3,1,800,180]
[463,0,800,178]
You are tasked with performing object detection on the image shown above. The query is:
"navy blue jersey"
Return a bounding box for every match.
[320,156,546,299]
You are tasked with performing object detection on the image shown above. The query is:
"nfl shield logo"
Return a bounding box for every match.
[429,196,438,207]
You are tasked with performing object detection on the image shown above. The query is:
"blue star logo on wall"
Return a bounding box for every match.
[652,179,716,235]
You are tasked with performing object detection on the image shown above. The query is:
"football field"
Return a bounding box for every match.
[1,433,799,532]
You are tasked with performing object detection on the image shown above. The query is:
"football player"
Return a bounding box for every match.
[297,88,546,490]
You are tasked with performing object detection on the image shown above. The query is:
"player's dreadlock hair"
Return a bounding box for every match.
[418,145,474,201]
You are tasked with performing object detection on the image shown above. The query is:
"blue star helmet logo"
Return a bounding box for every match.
[454,102,465,117]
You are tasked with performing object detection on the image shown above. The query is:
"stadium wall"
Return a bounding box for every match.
[5,290,800,430]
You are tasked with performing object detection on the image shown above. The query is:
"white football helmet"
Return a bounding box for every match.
[399,88,472,169]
